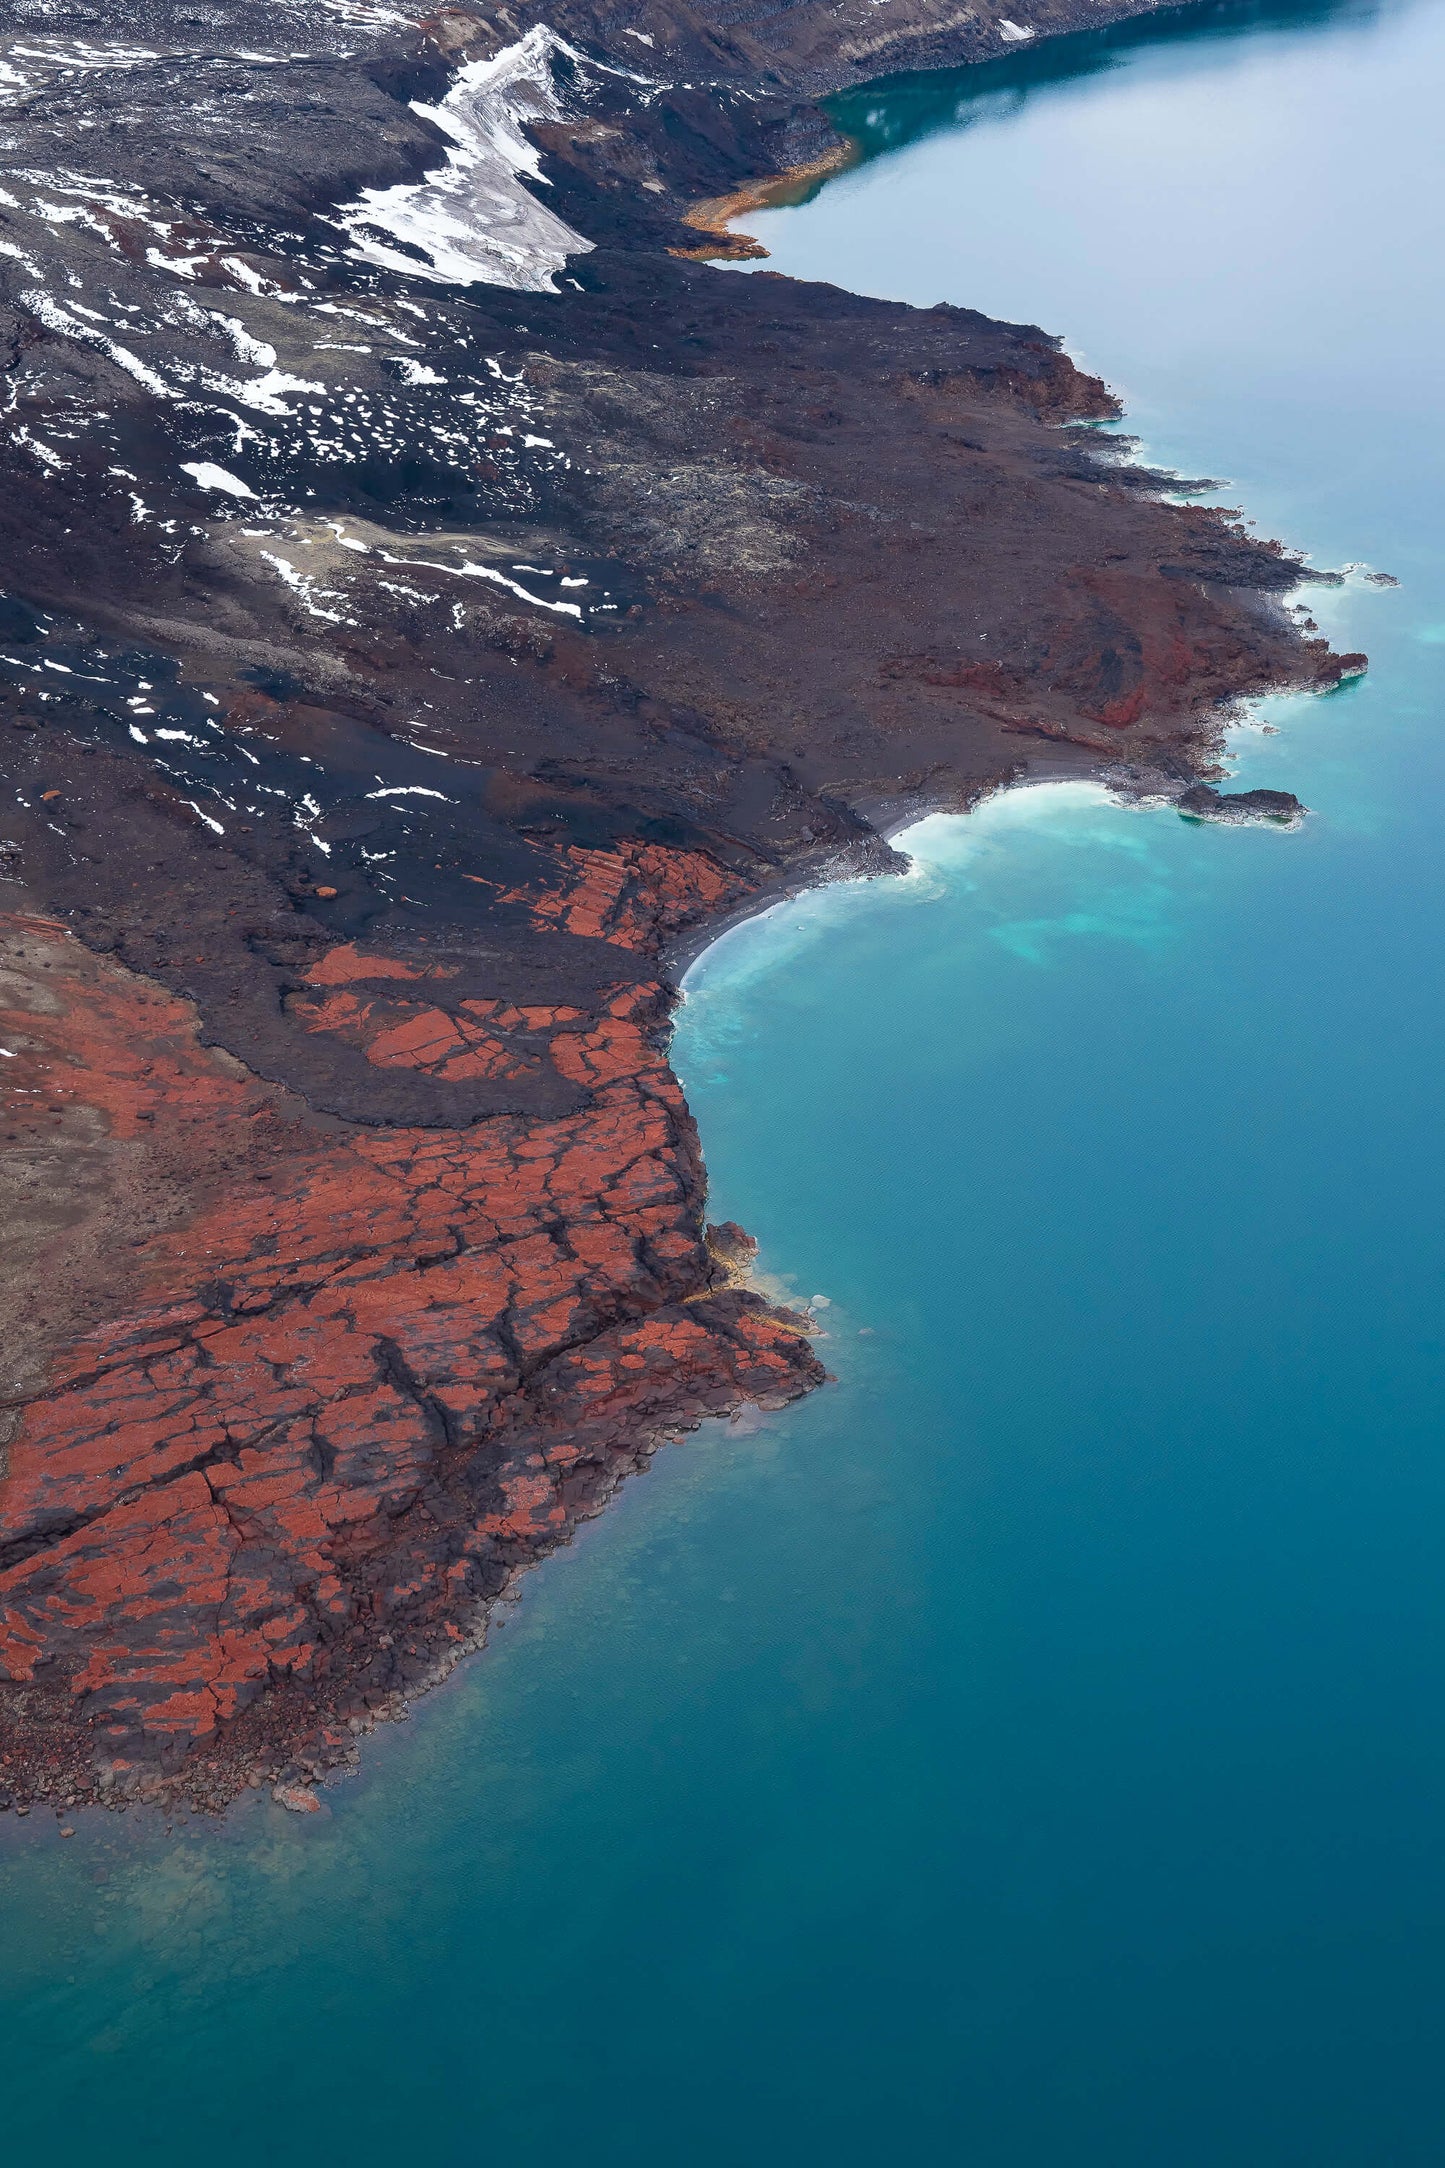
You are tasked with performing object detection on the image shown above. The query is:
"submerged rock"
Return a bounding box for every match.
[273,1782,322,1815]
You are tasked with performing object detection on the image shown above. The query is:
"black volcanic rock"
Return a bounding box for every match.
[0,0,1359,1814]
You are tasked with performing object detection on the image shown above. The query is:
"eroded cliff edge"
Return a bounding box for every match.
[0,0,1361,1812]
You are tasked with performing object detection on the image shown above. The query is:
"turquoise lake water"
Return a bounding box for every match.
[5,0,1445,2158]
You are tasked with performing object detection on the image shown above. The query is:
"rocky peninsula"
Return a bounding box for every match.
[0,0,1361,1814]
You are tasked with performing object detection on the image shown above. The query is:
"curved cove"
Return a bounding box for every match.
[5,0,1445,2161]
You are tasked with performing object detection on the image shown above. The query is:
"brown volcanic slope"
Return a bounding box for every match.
[0,0,1359,1812]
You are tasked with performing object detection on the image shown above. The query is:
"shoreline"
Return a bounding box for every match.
[0,0,1363,1819]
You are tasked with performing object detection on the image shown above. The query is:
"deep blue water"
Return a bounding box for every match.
[5,1,1445,2159]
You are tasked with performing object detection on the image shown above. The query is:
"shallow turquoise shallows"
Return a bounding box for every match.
[6,0,1445,2158]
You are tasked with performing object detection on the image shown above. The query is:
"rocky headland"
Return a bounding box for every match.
[0,0,1362,1813]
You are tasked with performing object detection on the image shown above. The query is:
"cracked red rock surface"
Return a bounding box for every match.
[0,879,821,1809]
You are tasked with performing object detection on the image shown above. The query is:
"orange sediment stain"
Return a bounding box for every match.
[670,147,855,262]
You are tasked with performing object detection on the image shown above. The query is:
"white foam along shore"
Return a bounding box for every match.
[336,26,593,293]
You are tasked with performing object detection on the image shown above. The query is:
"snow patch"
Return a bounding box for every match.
[180,460,256,498]
[20,289,174,398]
[365,785,454,801]
[335,26,594,293]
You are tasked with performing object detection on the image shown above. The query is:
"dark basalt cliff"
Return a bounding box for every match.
[0,0,1361,1814]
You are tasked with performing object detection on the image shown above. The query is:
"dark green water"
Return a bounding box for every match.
[5,1,1445,2158]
